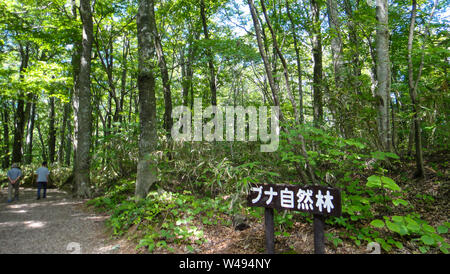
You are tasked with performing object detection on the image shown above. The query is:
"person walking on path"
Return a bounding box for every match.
[7,163,22,203]
[35,161,50,200]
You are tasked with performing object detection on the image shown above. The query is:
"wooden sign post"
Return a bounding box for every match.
[247,183,341,254]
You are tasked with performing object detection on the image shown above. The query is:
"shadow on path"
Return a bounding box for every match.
[0,187,118,254]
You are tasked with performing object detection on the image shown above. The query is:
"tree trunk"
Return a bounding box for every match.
[2,104,10,169]
[286,0,303,123]
[25,100,36,164]
[326,0,344,88]
[375,0,392,152]
[12,43,30,164]
[247,0,280,108]
[48,95,56,163]
[73,0,93,198]
[310,0,323,127]
[407,0,437,178]
[135,0,158,200]
[59,93,71,165]
[149,1,172,137]
[343,0,361,94]
[200,0,217,105]
[36,121,47,162]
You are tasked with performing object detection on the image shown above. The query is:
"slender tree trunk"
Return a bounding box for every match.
[2,105,10,169]
[200,0,217,105]
[286,0,303,123]
[48,95,56,163]
[343,0,361,94]
[407,0,437,178]
[181,47,189,106]
[73,0,93,198]
[247,0,280,108]
[149,1,172,137]
[25,100,36,164]
[135,0,158,199]
[59,93,71,165]
[375,0,392,152]
[327,0,344,88]
[310,0,323,127]
[36,121,47,162]
[120,35,129,125]
[65,119,73,167]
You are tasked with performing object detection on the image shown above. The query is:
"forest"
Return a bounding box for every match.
[0,0,449,254]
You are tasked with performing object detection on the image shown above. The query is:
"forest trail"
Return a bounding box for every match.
[0,188,123,254]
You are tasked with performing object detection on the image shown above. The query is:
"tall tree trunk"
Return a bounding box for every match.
[149,1,172,137]
[310,0,323,127]
[120,35,129,125]
[326,0,344,89]
[36,121,48,162]
[343,0,361,94]
[59,93,71,165]
[136,0,158,199]
[247,0,280,108]
[48,95,56,163]
[25,100,36,164]
[200,0,217,105]
[286,0,303,123]
[73,0,93,198]
[12,43,30,164]
[181,47,189,106]
[2,104,10,169]
[375,0,392,152]
[65,119,73,167]
[407,0,437,178]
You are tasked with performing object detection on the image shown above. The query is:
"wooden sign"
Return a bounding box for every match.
[247,183,342,217]
[247,183,342,254]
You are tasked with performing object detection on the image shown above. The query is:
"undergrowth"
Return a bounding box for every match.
[86,123,448,254]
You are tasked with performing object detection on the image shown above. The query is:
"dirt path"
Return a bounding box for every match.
[0,187,122,254]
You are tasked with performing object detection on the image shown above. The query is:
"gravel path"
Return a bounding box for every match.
[0,187,120,254]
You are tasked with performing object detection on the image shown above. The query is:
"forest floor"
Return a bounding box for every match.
[0,188,123,254]
[109,150,449,254]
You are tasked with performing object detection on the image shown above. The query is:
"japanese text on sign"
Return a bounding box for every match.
[247,183,341,217]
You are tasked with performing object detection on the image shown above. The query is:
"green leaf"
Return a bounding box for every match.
[421,235,435,245]
[406,220,421,233]
[366,175,381,188]
[394,241,403,249]
[381,176,401,191]
[386,220,401,234]
[370,219,385,228]
[391,216,404,223]
[393,199,408,206]
[419,246,429,253]
[371,151,386,160]
[422,224,436,234]
[385,152,400,159]
[437,225,448,234]
[186,245,194,253]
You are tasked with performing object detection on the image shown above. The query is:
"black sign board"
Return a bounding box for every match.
[247,183,342,254]
[247,183,342,217]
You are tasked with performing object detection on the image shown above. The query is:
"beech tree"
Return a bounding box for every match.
[135,0,158,199]
[375,0,392,152]
[73,0,94,198]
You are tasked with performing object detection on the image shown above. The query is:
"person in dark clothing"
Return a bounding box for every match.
[35,161,50,200]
